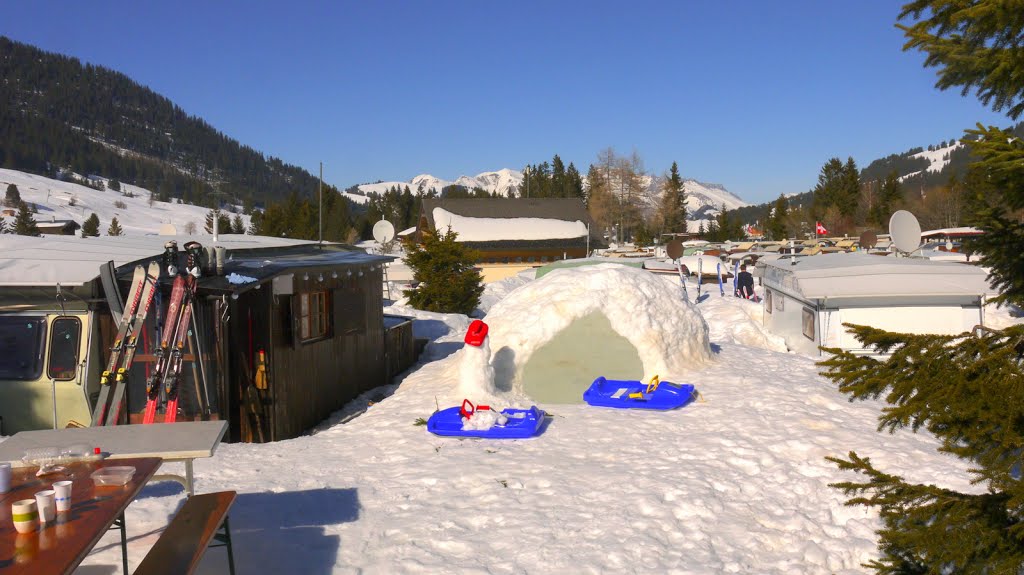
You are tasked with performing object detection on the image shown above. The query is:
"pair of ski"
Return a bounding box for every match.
[91,261,162,426]
[143,241,203,424]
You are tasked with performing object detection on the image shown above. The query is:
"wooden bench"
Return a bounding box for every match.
[134,491,237,575]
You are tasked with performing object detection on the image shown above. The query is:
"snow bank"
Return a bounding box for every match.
[483,265,712,397]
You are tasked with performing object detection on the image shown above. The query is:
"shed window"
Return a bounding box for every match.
[47,317,81,381]
[802,307,815,340]
[298,291,331,342]
[0,316,46,380]
[764,290,773,314]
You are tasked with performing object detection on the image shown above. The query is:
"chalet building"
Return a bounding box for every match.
[416,198,605,282]
[0,234,417,442]
[37,218,81,235]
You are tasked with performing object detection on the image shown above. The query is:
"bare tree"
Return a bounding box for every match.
[184,221,197,235]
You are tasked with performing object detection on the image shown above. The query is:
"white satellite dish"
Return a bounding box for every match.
[889,210,922,254]
[372,220,396,244]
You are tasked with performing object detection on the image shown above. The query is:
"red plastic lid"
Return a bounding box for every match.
[464,320,489,347]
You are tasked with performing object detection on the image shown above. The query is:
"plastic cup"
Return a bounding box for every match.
[35,490,56,524]
[11,499,38,534]
[0,462,10,493]
[53,480,73,513]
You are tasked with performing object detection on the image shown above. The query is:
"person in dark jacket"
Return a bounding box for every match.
[735,264,755,299]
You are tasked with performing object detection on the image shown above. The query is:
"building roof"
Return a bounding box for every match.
[419,198,604,247]
[761,252,993,300]
[0,234,388,288]
[921,226,984,238]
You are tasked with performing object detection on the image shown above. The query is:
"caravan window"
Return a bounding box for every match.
[0,316,46,380]
[47,317,81,381]
[802,307,815,340]
[764,290,773,314]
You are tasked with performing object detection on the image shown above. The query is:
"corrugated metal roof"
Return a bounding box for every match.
[0,234,387,288]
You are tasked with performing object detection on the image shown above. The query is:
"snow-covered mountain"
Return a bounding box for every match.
[356,168,747,227]
[0,168,249,236]
[357,169,524,198]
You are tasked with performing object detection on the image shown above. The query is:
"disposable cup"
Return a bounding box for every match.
[11,499,38,534]
[35,490,56,524]
[0,462,10,493]
[53,480,73,512]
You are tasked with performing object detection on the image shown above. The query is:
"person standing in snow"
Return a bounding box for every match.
[735,264,755,299]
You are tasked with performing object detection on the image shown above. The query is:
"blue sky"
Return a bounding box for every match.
[1,1,1011,204]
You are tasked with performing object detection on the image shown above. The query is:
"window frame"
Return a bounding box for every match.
[801,307,816,340]
[297,290,331,343]
[0,315,47,381]
[47,316,82,381]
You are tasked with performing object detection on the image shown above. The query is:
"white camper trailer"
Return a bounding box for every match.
[760,253,992,356]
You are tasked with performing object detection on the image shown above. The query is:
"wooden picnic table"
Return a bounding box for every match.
[0,456,161,575]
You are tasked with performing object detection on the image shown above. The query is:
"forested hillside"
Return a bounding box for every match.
[0,36,328,210]
[729,121,1024,239]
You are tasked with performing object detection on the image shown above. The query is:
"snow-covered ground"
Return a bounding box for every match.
[5,265,1020,574]
[0,168,249,236]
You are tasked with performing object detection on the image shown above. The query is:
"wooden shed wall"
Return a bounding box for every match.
[264,266,387,440]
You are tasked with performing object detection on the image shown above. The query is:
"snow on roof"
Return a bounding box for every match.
[761,252,992,300]
[0,234,320,286]
[471,264,711,400]
[920,226,984,237]
[432,207,588,242]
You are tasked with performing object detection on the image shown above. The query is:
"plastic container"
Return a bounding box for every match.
[90,466,136,487]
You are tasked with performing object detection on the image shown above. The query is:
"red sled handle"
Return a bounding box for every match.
[460,399,475,419]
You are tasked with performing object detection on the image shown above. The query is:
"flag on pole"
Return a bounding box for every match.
[815,221,828,235]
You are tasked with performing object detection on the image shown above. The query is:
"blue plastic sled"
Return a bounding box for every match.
[427,405,545,439]
[583,376,697,410]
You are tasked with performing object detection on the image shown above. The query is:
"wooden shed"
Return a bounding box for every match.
[0,235,415,442]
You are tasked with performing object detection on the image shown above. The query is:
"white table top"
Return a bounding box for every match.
[0,421,227,466]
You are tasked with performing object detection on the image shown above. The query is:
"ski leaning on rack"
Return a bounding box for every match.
[142,256,186,424]
[142,241,203,424]
[92,260,161,426]
[91,264,147,426]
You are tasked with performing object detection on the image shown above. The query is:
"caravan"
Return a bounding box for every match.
[760,253,992,356]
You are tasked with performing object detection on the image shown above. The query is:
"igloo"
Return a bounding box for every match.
[481,264,713,403]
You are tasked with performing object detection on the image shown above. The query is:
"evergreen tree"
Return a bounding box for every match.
[81,213,100,237]
[5,183,21,207]
[109,179,121,192]
[660,161,687,233]
[13,201,40,236]
[633,221,653,247]
[767,194,788,240]
[403,227,484,315]
[0,217,5,234]
[819,3,1024,572]
[107,216,123,236]
[231,214,245,234]
[871,170,903,226]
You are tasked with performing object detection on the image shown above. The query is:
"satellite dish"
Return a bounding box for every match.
[889,210,922,254]
[372,220,395,244]
[666,240,684,260]
[858,230,877,250]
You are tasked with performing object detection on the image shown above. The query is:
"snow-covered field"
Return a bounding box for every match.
[6,265,1016,574]
[0,168,251,237]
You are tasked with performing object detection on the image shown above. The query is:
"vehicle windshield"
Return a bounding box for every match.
[0,316,47,380]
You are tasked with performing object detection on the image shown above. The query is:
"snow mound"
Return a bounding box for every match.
[483,264,712,396]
